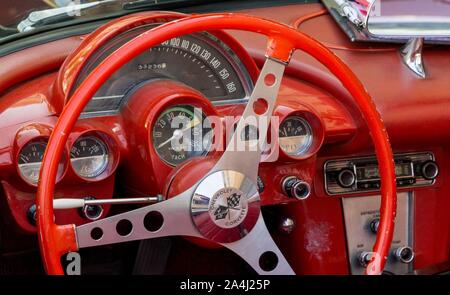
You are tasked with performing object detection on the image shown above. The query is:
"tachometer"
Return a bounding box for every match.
[279,116,313,157]
[18,140,65,185]
[70,136,109,178]
[152,105,212,166]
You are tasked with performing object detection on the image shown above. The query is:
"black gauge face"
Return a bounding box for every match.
[74,27,252,116]
[18,141,64,185]
[152,105,212,166]
[279,117,313,157]
[70,136,109,178]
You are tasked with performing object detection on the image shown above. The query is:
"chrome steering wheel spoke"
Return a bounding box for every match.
[221,215,295,275]
[75,187,201,248]
[211,58,286,182]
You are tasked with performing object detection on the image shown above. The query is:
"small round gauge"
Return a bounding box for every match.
[152,105,212,166]
[279,116,313,157]
[70,136,109,179]
[18,140,65,185]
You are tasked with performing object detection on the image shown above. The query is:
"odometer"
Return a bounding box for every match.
[152,105,212,166]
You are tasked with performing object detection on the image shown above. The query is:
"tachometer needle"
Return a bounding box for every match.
[157,118,201,149]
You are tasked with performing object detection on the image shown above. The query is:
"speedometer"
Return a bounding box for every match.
[73,26,253,116]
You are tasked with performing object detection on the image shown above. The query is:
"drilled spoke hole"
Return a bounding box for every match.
[90,227,103,240]
[144,211,164,232]
[253,98,268,115]
[116,219,133,236]
[264,73,276,86]
[259,251,278,272]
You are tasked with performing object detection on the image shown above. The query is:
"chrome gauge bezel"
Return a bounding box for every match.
[278,116,313,157]
[70,136,109,179]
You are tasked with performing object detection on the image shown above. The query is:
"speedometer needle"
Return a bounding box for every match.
[157,118,201,149]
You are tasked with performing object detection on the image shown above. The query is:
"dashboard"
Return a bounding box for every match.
[0,3,449,275]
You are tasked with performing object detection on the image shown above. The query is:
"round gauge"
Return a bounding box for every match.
[152,105,212,166]
[279,116,313,157]
[70,136,109,179]
[18,140,65,185]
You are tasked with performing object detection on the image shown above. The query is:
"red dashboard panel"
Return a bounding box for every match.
[0,3,448,274]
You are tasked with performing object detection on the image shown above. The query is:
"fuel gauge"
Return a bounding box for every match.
[279,116,313,157]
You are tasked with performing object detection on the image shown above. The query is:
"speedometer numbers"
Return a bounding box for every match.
[279,116,313,157]
[70,136,109,179]
[152,105,212,166]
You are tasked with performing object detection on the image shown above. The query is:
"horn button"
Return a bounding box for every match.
[191,170,260,243]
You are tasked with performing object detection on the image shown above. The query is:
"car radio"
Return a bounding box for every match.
[324,152,438,195]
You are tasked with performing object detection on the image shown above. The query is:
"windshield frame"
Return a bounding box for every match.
[322,0,450,45]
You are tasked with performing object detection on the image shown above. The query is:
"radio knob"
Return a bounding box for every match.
[337,169,356,188]
[394,246,414,264]
[421,161,439,180]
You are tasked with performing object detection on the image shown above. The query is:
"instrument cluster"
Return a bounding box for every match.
[149,104,325,167]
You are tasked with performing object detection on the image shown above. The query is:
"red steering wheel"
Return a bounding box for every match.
[37,13,397,275]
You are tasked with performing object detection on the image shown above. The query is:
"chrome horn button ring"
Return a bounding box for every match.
[191,170,260,243]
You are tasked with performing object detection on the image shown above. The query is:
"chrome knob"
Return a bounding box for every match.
[421,161,439,180]
[279,217,295,235]
[358,251,373,267]
[337,168,356,188]
[369,218,380,234]
[282,176,311,200]
[394,246,414,264]
[79,196,103,221]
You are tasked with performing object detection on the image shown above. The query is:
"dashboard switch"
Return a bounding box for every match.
[282,176,311,200]
[394,246,414,264]
[358,251,373,267]
[79,196,104,221]
[27,204,37,225]
[369,218,380,234]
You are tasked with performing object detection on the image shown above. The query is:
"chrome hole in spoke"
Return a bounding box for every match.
[143,211,164,232]
[90,227,103,240]
[259,251,279,272]
[116,219,133,236]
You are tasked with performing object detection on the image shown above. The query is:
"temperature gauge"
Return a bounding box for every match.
[71,136,109,179]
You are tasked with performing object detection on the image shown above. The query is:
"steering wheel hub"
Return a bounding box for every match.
[191,170,260,243]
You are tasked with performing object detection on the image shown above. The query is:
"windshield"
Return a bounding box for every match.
[0,0,204,39]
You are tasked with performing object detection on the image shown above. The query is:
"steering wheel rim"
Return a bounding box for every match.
[37,13,397,275]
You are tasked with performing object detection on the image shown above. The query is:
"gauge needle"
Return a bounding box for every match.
[157,118,201,149]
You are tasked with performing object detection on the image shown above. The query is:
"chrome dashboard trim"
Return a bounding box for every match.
[324,152,436,196]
